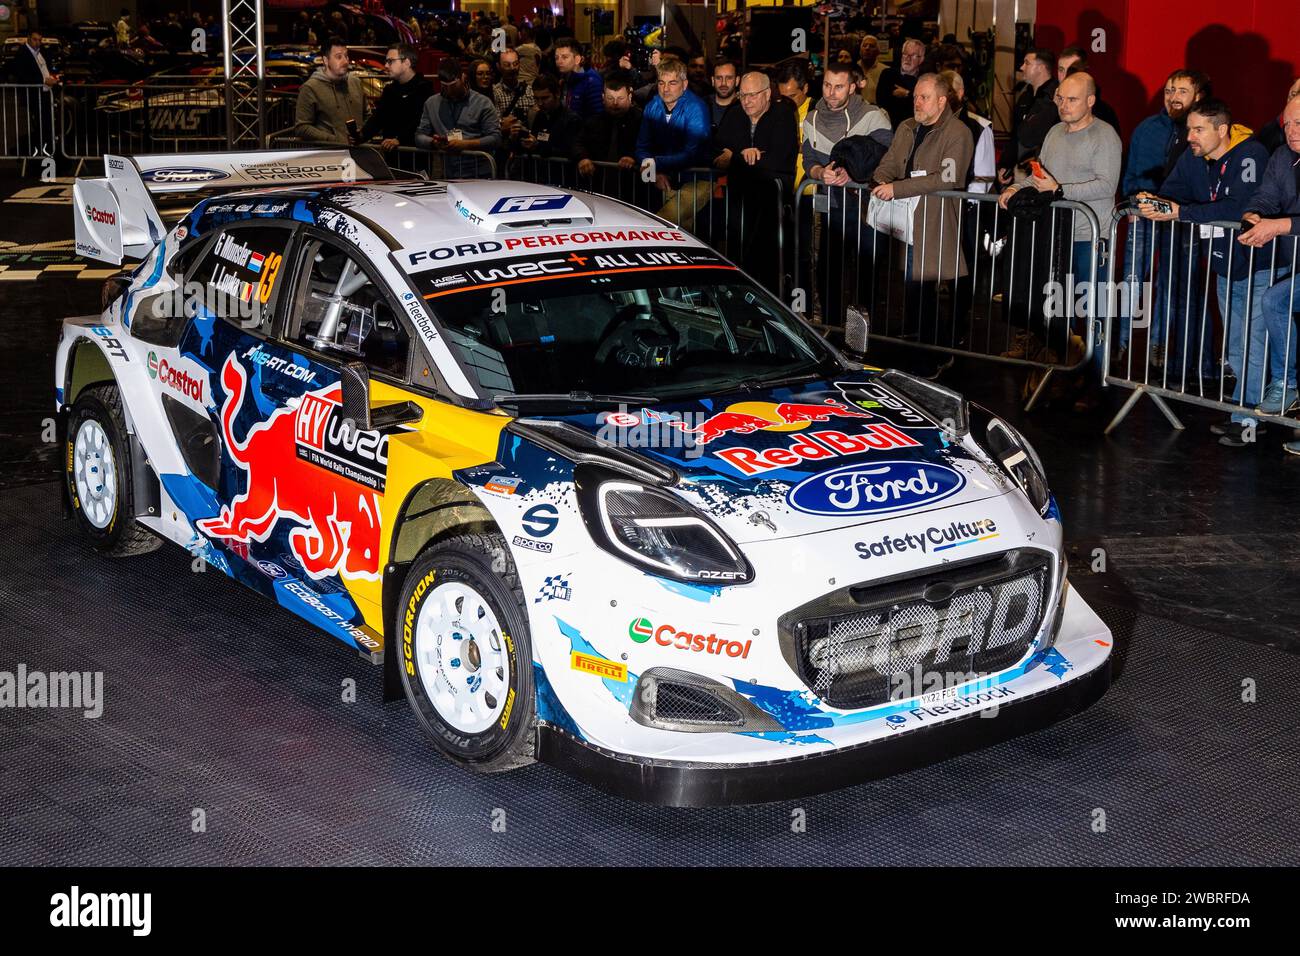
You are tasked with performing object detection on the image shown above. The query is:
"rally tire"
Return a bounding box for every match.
[65,385,160,557]
[397,532,536,773]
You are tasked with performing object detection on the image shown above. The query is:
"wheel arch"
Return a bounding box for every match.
[62,337,117,411]
[381,476,504,703]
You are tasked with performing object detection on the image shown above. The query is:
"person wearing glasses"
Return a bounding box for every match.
[361,43,433,151]
[713,71,799,287]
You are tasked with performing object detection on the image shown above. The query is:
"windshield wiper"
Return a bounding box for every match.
[494,391,661,408]
[738,367,829,390]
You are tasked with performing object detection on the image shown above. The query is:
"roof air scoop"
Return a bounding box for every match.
[446,182,594,232]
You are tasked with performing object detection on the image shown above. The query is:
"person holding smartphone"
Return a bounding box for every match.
[295,36,368,145]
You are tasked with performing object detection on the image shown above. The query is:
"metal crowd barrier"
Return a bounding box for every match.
[265,129,497,180]
[0,84,56,159]
[1102,203,1300,434]
[510,156,788,298]
[57,81,295,161]
[793,180,1104,410]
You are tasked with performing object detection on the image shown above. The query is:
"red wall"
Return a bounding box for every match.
[1033,0,1300,137]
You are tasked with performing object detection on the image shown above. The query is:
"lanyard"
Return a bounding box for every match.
[1209,158,1227,202]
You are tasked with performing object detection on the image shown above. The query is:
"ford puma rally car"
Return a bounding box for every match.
[58,149,1112,805]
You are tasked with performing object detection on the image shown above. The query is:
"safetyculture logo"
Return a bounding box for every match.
[489,194,572,214]
[788,461,966,516]
[628,617,752,659]
[855,518,999,560]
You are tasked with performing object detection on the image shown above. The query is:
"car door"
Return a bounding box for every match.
[201,226,416,643]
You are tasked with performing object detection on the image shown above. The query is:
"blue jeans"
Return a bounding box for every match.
[1259,269,1299,389]
[1217,270,1273,422]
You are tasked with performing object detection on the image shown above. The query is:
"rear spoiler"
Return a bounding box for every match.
[73,147,396,265]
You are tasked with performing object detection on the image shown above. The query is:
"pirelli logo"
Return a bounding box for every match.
[571,652,627,683]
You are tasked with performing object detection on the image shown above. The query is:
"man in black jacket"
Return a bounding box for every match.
[997,49,1057,186]
[714,71,799,288]
[518,74,583,178]
[877,38,924,128]
[361,44,434,154]
[576,70,642,184]
[6,33,60,156]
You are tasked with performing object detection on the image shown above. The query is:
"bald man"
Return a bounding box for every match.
[713,70,799,286]
[1001,72,1122,410]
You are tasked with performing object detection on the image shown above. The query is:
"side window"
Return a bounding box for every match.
[191,224,292,337]
[284,238,411,380]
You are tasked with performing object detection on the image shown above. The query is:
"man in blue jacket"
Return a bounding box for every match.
[635,56,712,231]
[555,38,604,120]
[1139,99,1271,445]
[1238,96,1300,443]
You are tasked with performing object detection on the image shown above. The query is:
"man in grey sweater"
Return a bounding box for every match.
[1000,72,1121,407]
[295,38,367,145]
[416,58,502,179]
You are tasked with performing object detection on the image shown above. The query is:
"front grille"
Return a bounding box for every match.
[779,549,1055,710]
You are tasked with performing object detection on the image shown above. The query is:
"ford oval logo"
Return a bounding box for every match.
[141,167,231,185]
[787,460,966,516]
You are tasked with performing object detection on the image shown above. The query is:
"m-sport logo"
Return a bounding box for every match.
[787,460,966,516]
[141,166,231,185]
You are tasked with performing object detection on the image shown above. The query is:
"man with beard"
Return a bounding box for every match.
[875,73,974,352]
[295,37,367,145]
[708,58,740,137]
[493,47,536,138]
[1121,69,1211,372]
[877,37,924,128]
[1139,99,1271,444]
[554,37,604,120]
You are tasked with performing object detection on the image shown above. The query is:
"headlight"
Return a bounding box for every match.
[575,467,754,585]
[981,415,1051,516]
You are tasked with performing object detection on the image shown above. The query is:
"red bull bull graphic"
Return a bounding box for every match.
[196,356,385,581]
[668,398,873,445]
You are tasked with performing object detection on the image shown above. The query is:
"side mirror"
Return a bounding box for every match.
[844,305,870,360]
[339,360,371,432]
[339,360,424,434]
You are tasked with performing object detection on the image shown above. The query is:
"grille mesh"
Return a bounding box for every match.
[653,682,745,726]
[786,551,1052,710]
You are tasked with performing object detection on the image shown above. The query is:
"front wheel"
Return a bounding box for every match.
[397,532,536,772]
[65,384,160,556]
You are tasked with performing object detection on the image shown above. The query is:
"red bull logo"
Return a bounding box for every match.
[196,356,384,581]
[668,398,873,445]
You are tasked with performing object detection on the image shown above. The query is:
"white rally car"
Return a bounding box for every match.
[57,149,1112,805]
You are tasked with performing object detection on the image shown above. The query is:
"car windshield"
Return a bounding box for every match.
[409,256,841,400]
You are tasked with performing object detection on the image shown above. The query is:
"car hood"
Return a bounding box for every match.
[524,370,1015,543]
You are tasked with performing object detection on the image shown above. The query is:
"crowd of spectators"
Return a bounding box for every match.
[9,9,1300,442]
